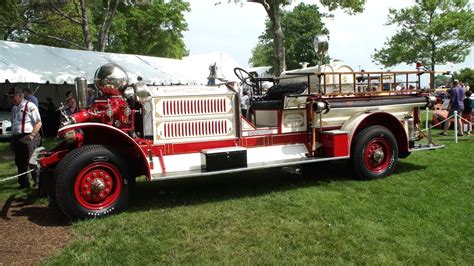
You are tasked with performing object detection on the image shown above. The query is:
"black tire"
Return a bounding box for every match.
[55,145,130,219]
[351,125,398,180]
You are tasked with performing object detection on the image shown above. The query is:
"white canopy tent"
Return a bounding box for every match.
[0,41,242,86]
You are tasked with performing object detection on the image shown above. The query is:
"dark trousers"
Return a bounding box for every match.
[241,109,248,119]
[11,134,41,187]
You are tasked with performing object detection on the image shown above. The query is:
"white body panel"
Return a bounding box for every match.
[255,110,278,127]
[281,110,307,133]
[143,84,239,144]
[150,143,308,176]
[314,102,425,128]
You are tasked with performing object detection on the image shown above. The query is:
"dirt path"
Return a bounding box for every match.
[0,195,73,265]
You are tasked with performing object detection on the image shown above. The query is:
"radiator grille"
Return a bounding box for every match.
[159,97,229,117]
[160,119,231,139]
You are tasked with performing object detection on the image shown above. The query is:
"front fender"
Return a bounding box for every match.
[59,123,150,179]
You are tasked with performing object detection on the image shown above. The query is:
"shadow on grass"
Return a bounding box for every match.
[127,161,361,213]
[1,159,429,224]
[128,159,430,214]
[396,160,427,174]
[10,204,71,227]
[1,189,70,227]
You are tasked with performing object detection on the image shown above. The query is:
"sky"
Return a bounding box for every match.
[183,0,473,72]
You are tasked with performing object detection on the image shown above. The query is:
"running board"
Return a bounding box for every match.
[409,144,445,152]
[150,156,349,181]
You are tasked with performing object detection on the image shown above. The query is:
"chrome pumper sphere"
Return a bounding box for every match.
[313,35,329,57]
[94,63,129,96]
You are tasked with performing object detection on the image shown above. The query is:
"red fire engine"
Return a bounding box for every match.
[34,39,443,219]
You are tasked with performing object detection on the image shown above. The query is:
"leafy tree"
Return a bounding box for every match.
[434,74,451,87]
[0,0,189,58]
[453,68,474,88]
[0,0,117,51]
[373,0,474,71]
[249,3,329,70]
[108,0,190,57]
[0,0,23,40]
[24,2,94,50]
[249,35,275,68]
[244,0,365,75]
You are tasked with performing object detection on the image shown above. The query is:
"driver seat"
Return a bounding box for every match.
[252,82,308,110]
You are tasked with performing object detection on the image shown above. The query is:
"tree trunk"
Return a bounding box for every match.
[98,0,119,52]
[79,0,93,50]
[254,0,286,75]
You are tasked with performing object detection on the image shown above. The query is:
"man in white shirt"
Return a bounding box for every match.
[9,86,42,188]
[241,90,249,119]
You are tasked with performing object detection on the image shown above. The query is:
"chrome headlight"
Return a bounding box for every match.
[64,130,76,143]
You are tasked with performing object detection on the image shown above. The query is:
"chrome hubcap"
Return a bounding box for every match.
[373,149,385,164]
[91,178,106,192]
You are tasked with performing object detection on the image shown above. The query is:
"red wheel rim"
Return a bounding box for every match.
[364,137,391,174]
[74,162,122,210]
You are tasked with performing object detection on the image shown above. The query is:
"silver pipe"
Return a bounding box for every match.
[75,77,88,109]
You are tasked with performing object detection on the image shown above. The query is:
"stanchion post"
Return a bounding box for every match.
[425,107,429,130]
[428,124,433,146]
[454,111,458,143]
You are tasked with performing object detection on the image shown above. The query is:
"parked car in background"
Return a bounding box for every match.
[0,111,12,139]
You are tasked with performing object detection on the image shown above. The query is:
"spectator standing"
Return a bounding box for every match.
[45,97,60,136]
[207,63,217,86]
[23,88,39,107]
[65,97,78,116]
[46,96,56,111]
[9,86,42,188]
[65,90,73,103]
[86,89,95,108]
[241,90,249,119]
[462,90,472,135]
[441,80,464,136]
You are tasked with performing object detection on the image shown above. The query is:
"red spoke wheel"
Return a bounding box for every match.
[74,163,122,210]
[55,145,129,219]
[363,138,391,174]
[352,126,398,180]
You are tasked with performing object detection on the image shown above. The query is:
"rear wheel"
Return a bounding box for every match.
[351,126,398,180]
[55,145,129,219]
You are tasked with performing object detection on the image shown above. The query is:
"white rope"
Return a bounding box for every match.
[420,114,454,132]
[0,169,35,183]
[458,115,473,124]
[422,108,473,131]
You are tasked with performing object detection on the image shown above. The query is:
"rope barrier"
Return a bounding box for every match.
[419,114,455,132]
[421,108,472,144]
[0,169,35,183]
[458,115,472,124]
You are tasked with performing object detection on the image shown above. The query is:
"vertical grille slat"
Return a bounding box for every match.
[160,119,230,140]
[157,96,233,141]
[160,97,228,117]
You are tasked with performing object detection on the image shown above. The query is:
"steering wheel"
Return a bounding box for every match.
[234,67,257,87]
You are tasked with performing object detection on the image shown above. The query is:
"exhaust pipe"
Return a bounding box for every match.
[75,77,88,109]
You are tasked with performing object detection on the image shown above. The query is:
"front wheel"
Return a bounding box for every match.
[55,145,129,219]
[351,126,398,180]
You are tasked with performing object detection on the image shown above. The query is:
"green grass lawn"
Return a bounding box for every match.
[1,126,473,264]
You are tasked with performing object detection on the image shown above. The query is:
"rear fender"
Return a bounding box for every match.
[341,111,408,157]
[58,123,150,179]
